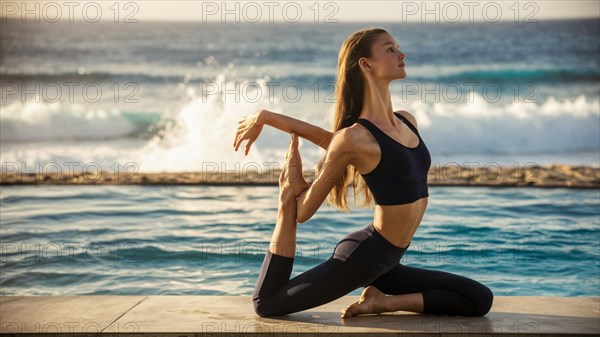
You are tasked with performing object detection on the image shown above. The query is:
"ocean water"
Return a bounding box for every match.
[1,185,598,296]
[1,19,599,172]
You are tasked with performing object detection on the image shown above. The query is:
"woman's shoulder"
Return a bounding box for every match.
[395,110,419,130]
[326,123,373,158]
[331,125,362,146]
[341,121,374,143]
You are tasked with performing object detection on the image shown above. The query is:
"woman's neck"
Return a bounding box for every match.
[359,81,394,124]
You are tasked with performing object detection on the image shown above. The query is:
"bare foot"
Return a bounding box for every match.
[340,286,388,318]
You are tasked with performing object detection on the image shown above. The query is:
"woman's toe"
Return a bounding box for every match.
[341,302,358,318]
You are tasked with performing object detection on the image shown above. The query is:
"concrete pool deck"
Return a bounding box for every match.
[1,296,598,335]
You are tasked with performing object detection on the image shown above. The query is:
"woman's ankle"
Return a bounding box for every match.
[279,189,297,204]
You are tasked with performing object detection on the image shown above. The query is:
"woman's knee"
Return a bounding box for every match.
[472,284,494,316]
[253,297,273,317]
[253,296,284,317]
[253,302,270,317]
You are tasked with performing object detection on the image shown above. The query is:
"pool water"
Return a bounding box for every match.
[0,185,598,297]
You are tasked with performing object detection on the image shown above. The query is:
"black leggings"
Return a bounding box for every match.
[253,223,493,317]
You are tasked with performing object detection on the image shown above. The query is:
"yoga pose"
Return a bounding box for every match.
[233,28,493,318]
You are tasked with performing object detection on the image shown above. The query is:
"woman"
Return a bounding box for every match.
[233,28,494,318]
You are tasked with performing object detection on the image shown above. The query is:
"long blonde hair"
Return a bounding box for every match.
[320,28,388,211]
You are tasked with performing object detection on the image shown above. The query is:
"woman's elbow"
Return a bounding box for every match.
[320,132,334,150]
[296,209,313,223]
[296,214,310,224]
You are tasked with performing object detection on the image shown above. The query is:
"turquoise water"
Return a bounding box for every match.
[1,185,598,297]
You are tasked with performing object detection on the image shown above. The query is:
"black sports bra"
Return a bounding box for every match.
[356,112,431,205]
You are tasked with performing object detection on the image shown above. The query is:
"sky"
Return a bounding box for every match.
[0,0,599,23]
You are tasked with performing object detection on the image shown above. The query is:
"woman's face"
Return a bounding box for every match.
[363,32,406,81]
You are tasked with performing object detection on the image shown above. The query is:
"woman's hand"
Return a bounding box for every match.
[233,110,266,156]
[279,132,310,199]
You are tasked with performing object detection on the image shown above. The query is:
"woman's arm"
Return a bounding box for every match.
[295,128,355,223]
[234,109,333,155]
[260,110,333,150]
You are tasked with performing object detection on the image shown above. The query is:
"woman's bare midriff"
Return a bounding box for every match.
[349,118,428,249]
[372,197,428,249]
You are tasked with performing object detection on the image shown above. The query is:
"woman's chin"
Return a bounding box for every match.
[392,71,407,81]
[386,69,407,82]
